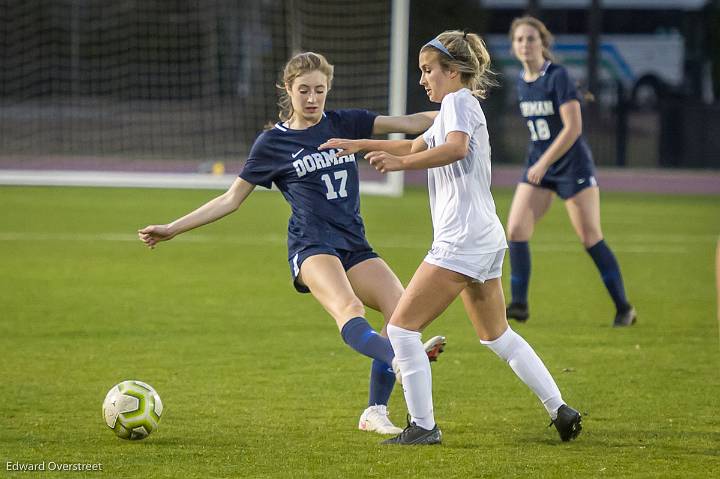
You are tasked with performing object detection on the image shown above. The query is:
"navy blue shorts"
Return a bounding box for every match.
[522,172,598,200]
[288,245,379,294]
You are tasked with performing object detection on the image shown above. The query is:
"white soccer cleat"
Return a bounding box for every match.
[424,335,447,362]
[358,405,403,435]
[391,335,447,384]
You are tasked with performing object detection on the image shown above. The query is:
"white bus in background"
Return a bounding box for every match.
[481,0,712,108]
[485,32,685,108]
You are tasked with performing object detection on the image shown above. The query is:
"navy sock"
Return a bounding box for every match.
[509,241,531,305]
[586,239,631,312]
[340,317,395,366]
[368,359,395,407]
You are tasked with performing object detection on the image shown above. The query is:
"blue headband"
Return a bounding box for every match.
[423,38,454,60]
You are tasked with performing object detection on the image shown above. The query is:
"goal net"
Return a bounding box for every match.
[0,0,406,195]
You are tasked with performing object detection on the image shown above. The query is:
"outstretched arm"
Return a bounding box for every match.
[138,177,255,249]
[372,111,437,135]
[319,137,415,157]
[318,111,436,156]
[367,131,468,173]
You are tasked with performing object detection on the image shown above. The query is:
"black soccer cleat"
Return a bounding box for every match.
[551,404,582,442]
[381,417,442,445]
[506,303,530,322]
[613,306,637,327]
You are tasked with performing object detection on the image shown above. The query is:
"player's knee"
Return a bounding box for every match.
[506,223,531,242]
[337,296,365,319]
[578,229,603,248]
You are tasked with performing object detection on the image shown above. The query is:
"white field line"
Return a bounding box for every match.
[0,232,715,254]
[0,170,400,195]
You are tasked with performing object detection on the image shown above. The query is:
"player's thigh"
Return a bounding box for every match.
[460,278,509,341]
[390,261,468,332]
[346,257,404,325]
[564,186,603,247]
[506,183,554,241]
[300,254,364,328]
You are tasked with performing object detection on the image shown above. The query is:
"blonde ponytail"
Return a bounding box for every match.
[421,30,497,99]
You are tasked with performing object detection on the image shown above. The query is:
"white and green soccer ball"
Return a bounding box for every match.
[102,380,163,440]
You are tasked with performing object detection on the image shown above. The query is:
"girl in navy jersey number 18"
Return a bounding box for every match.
[506,17,636,327]
[138,52,446,435]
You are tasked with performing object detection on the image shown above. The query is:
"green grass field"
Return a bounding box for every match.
[1,185,718,478]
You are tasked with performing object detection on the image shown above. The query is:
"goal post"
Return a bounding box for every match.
[0,0,409,196]
[381,0,410,198]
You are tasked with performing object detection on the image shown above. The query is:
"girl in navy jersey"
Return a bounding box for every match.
[321,30,581,445]
[505,16,636,327]
[138,52,446,436]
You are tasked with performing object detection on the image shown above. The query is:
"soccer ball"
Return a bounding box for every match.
[102,380,163,440]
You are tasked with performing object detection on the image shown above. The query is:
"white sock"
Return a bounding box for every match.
[387,324,435,430]
[481,327,565,419]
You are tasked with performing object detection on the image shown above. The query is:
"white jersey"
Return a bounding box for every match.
[421,88,507,255]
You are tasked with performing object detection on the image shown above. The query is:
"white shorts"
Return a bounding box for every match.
[424,246,506,283]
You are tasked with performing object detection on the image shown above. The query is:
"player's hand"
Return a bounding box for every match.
[318,138,361,156]
[366,151,403,173]
[137,225,176,249]
[527,162,549,185]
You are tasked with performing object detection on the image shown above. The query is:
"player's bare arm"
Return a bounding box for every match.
[319,111,436,156]
[409,135,429,154]
[321,132,429,163]
[372,111,437,135]
[367,131,467,173]
[319,137,415,156]
[527,100,583,183]
[138,178,255,248]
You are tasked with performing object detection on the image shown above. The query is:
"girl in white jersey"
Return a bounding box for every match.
[320,30,582,445]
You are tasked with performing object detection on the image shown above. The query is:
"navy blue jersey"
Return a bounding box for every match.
[516,63,594,178]
[240,109,377,257]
